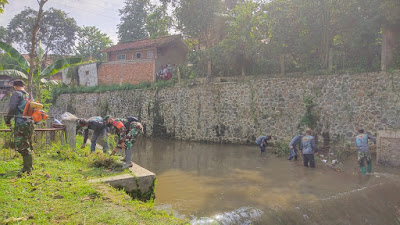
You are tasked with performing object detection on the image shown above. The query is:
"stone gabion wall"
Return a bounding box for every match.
[50,71,400,145]
[377,130,400,167]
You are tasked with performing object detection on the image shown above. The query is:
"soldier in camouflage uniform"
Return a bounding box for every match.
[78,116,109,153]
[4,79,34,174]
[105,115,143,169]
[355,129,376,175]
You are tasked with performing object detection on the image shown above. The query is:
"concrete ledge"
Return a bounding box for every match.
[88,163,156,200]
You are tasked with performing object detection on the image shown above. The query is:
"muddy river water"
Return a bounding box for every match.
[132,138,400,225]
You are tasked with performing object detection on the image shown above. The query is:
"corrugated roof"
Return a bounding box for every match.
[102,35,183,53]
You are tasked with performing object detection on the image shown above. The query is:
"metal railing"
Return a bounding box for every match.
[0,116,66,161]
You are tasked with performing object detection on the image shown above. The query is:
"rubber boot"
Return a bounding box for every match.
[122,148,133,169]
[360,166,367,175]
[19,154,33,176]
[367,162,372,173]
[24,154,33,173]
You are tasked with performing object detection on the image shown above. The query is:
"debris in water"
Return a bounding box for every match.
[191,207,263,225]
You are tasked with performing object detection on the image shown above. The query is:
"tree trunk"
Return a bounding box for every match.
[328,47,333,72]
[381,25,400,71]
[28,0,48,97]
[280,54,285,76]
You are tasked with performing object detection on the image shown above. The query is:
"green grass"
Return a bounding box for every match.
[0,139,188,225]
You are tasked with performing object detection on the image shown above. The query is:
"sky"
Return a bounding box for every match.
[0,0,160,45]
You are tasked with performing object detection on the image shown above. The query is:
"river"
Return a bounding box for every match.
[132,138,400,225]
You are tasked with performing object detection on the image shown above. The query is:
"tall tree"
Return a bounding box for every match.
[118,0,150,43]
[214,0,268,76]
[175,0,221,77]
[28,0,48,96]
[76,26,113,62]
[7,7,77,56]
[175,0,221,45]
[146,5,172,38]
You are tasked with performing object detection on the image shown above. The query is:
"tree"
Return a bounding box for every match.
[146,5,172,38]
[0,41,82,102]
[118,0,150,43]
[7,7,77,56]
[0,0,8,13]
[28,0,48,97]
[0,26,7,42]
[175,0,221,44]
[175,0,222,77]
[213,0,268,76]
[76,26,113,62]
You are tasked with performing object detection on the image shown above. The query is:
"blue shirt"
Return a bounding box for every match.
[289,135,303,149]
[300,135,318,154]
[256,136,268,145]
[355,133,376,152]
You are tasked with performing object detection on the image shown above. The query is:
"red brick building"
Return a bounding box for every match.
[99,35,189,85]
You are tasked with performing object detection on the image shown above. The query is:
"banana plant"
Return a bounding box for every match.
[0,41,82,101]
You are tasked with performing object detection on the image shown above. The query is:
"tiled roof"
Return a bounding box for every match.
[102,35,183,53]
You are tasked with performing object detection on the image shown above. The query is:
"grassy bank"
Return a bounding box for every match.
[0,141,187,225]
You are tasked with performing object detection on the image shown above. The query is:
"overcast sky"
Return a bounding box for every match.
[0,0,160,45]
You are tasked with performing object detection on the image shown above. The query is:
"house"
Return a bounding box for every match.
[0,75,13,97]
[99,35,189,85]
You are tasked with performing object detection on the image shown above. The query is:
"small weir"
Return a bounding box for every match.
[88,163,156,201]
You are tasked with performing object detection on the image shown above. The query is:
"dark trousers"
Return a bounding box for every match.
[303,154,315,168]
[259,144,266,153]
[287,148,298,160]
[91,128,109,153]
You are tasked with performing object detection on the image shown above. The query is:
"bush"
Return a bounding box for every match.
[272,139,290,157]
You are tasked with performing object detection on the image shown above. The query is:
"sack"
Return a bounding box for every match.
[22,98,48,122]
[61,112,78,121]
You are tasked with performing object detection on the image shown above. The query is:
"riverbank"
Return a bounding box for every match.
[0,142,187,225]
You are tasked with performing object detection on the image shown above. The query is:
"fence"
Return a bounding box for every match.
[0,116,66,162]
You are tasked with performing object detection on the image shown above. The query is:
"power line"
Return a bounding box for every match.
[50,0,121,22]
[66,0,121,14]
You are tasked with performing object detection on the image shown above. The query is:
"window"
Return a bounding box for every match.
[136,52,141,59]
[117,54,126,61]
[146,51,153,58]
[85,71,89,75]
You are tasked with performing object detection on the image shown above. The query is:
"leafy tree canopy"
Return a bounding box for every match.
[146,5,172,38]
[118,0,150,43]
[0,0,8,13]
[175,0,221,39]
[76,26,113,62]
[7,7,77,55]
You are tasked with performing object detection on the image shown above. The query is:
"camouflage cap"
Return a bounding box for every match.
[13,79,25,87]
[104,115,111,121]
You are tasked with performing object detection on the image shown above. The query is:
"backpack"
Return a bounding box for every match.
[22,97,49,123]
[126,116,138,124]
